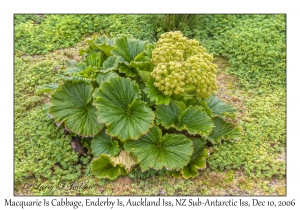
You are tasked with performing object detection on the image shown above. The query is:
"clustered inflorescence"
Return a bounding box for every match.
[151,31,218,99]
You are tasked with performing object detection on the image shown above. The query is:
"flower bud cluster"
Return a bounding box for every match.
[151,31,217,99]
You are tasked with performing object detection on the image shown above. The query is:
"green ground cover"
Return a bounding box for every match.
[14,14,286,195]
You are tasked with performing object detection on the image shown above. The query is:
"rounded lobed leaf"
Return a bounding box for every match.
[112,35,147,64]
[91,154,127,180]
[208,117,242,144]
[93,35,114,57]
[118,63,139,77]
[130,59,153,72]
[173,100,186,112]
[139,84,151,104]
[49,81,104,137]
[63,62,86,75]
[206,96,237,118]
[100,56,118,73]
[178,107,213,136]
[155,102,213,136]
[124,126,193,171]
[181,165,198,179]
[193,149,208,169]
[36,83,58,95]
[95,72,118,86]
[155,101,182,128]
[85,51,106,68]
[94,76,155,141]
[189,139,207,164]
[181,139,208,179]
[96,76,140,108]
[91,130,119,157]
[138,70,152,83]
[129,43,155,72]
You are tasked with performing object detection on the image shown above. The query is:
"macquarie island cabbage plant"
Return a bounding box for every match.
[38,31,242,180]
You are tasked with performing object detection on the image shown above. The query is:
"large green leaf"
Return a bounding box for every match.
[59,54,97,82]
[57,62,94,83]
[181,139,208,179]
[83,36,114,58]
[130,59,153,72]
[95,72,118,86]
[93,35,114,57]
[124,126,193,171]
[139,84,151,104]
[63,62,86,75]
[189,139,206,165]
[91,154,127,180]
[155,102,213,135]
[76,66,98,79]
[181,165,198,179]
[178,107,213,136]
[56,74,93,84]
[134,43,154,62]
[94,76,155,141]
[144,78,171,105]
[94,35,114,46]
[118,63,138,77]
[49,82,104,137]
[208,117,242,144]
[42,103,52,121]
[112,36,147,65]
[93,72,119,99]
[206,96,237,118]
[155,101,181,128]
[173,100,186,112]
[138,70,152,83]
[91,130,119,157]
[100,56,118,73]
[36,84,58,95]
[129,44,155,72]
[85,51,106,68]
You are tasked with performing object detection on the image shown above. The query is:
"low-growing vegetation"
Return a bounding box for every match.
[14,14,286,196]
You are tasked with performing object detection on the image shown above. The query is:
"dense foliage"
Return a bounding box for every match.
[14,14,46,25]
[14,14,285,88]
[14,14,286,195]
[14,14,156,55]
[14,57,88,184]
[38,32,241,180]
[208,86,286,178]
[155,14,201,38]
[198,14,286,87]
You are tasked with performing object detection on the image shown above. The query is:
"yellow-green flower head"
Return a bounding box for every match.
[151,31,218,99]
